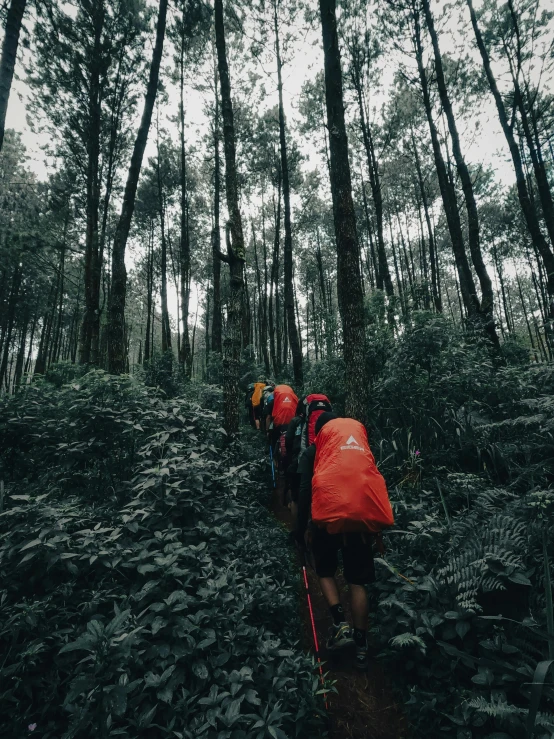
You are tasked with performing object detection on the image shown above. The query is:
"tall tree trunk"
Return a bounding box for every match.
[316,228,334,356]
[156,120,172,354]
[493,241,512,333]
[413,1,479,320]
[242,260,252,350]
[466,0,554,326]
[52,229,67,364]
[108,0,168,374]
[179,34,192,374]
[350,53,394,306]
[422,0,498,346]
[273,0,302,384]
[13,307,29,391]
[214,0,246,434]
[269,167,282,376]
[505,0,554,251]
[319,0,370,425]
[412,130,441,311]
[0,0,26,155]
[253,222,270,373]
[144,223,154,364]
[211,49,223,356]
[0,264,21,389]
[361,176,382,290]
[79,1,104,366]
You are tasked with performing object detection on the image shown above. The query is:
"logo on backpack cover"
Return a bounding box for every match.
[283,396,291,403]
[341,434,364,451]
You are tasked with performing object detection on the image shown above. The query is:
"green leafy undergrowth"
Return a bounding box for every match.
[0,372,325,738]
[374,481,554,739]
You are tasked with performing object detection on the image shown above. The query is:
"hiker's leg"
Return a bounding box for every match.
[312,529,343,617]
[319,576,340,607]
[349,584,369,630]
[342,532,375,632]
[290,500,298,523]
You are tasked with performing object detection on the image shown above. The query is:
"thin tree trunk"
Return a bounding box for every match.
[505,0,554,251]
[413,1,478,321]
[0,0,27,154]
[179,33,192,373]
[253,222,270,373]
[319,0,370,424]
[423,0,498,345]
[156,121,171,354]
[214,0,246,434]
[211,49,223,356]
[0,265,21,387]
[13,308,29,391]
[108,0,168,374]
[144,222,154,364]
[466,0,554,326]
[269,166,282,376]
[79,1,104,365]
[273,0,302,384]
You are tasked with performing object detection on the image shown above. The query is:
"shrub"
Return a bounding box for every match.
[0,378,325,739]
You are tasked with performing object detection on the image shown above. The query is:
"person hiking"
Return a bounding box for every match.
[284,397,307,522]
[251,379,267,430]
[265,384,298,447]
[285,393,332,521]
[260,383,275,436]
[295,413,394,671]
[244,383,256,427]
[265,384,299,501]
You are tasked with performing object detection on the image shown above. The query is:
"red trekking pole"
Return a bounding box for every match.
[301,553,328,709]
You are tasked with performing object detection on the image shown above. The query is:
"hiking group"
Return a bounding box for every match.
[244,380,394,671]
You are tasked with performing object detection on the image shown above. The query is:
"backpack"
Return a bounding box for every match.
[272,385,299,427]
[303,393,333,449]
[311,418,394,535]
[251,382,265,408]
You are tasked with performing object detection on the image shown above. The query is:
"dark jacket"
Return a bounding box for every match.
[296,444,317,538]
[285,416,303,459]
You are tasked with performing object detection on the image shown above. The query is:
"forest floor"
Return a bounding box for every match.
[266,472,409,739]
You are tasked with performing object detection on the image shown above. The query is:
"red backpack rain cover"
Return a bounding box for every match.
[304,394,333,446]
[272,385,299,427]
[311,418,394,534]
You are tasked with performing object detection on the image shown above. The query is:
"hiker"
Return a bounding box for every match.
[244,383,256,427]
[284,398,306,521]
[285,393,333,523]
[260,383,275,435]
[265,384,298,448]
[251,379,266,430]
[295,413,394,671]
[265,384,299,500]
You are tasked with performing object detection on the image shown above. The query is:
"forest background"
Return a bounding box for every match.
[2,0,554,737]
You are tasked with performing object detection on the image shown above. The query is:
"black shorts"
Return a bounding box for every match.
[253,405,262,420]
[311,528,375,585]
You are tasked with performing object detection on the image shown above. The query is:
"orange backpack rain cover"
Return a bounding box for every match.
[311,418,394,534]
[272,385,299,427]
[251,383,265,407]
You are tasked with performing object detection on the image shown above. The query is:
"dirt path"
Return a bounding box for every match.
[268,481,409,739]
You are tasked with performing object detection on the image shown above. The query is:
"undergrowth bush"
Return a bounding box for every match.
[0,372,325,739]
[305,313,554,737]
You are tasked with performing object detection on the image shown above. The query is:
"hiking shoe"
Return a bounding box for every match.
[355,645,369,671]
[326,622,354,651]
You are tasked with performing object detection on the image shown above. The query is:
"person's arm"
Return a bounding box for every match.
[296,445,316,540]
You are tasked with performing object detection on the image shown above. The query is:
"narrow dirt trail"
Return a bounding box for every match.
[268,482,409,739]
